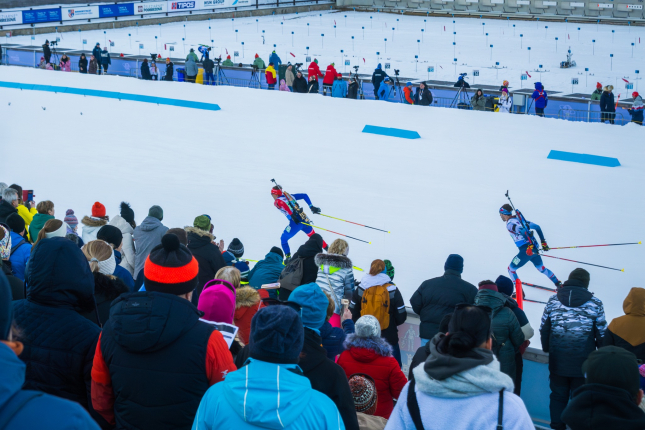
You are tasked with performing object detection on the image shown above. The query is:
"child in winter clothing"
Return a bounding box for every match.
[221,238,250,281]
[279,79,291,92]
[498,88,513,113]
[628,91,643,125]
[59,54,71,72]
[38,57,47,69]
[532,82,548,117]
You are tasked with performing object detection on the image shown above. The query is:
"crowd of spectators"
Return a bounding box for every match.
[0,181,644,430]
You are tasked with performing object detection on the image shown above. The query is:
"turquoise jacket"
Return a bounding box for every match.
[331,80,347,98]
[192,359,345,430]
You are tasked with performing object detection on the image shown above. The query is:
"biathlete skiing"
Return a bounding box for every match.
[272,186,327,259]
[500,203,561,287]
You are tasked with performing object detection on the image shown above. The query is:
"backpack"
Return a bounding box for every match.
[360,284,391,330]
[278,257,304,292]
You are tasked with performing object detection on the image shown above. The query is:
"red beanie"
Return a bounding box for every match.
[596,82,602,89]
[478,282,498,292]
[255,53,259,58]
[227,55,231,59]
[92,202,106,218]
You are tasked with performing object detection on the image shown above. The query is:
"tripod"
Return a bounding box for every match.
[215,62,229,86]
[450,83,471,108]
[350,69,365,100]
[50,45,60,68]
[250,67,261,89]
[389,74,403,103]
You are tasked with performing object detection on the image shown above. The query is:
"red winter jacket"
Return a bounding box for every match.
[337,336,408,419]
[308,62,323,81]
[323,64,338,85]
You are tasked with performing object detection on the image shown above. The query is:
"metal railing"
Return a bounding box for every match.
[558,108,627,125]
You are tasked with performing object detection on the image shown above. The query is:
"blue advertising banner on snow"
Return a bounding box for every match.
[98,3,135,18]
[22,8,62,24]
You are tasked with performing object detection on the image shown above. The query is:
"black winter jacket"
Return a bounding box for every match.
[2,260,24,300]
[81,272,129,326]
[299,329,360,430]
[293,75,308,93]
[307,79,319,94]
[12,238,103,420]
[415,87,433,106]
[599,91,616,113]
[92,46,102,63]
[0,200,17,224]
[165,62,174,81]
[203,58,215,74]
[141,61,151,80]
[42,44,51,61]
[186,227,227,306]
[347,81,358,99]
[79,56,88,73]
[371,68,389,88]
[410,270,477,340]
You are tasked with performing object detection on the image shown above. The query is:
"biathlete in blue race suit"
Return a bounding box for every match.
[500,204,561,286]
[272,187,327,258]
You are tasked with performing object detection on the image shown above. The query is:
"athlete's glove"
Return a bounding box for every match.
[309,205,321,215]
[526,245,534,256]
[541,241,550,252]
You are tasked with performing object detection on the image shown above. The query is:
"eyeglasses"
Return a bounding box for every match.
[261,298,302,313]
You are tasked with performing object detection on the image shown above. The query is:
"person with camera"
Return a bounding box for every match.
[92,43,102,75]
[454,74,470,89]
[414,82,433,106]
[293,71,308,93]
[371,64,389,100]
[265,62,277,90]
[42,40,52,65]
[253,53,265,69]
[203,55,215,85]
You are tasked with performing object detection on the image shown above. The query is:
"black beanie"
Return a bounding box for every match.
[6,213,25,235]
[120,202,135,225]
[250,306,304,364]
[568,268,590,288]
[270,246,284,259]
[228,238,244,258]
[583,346,640,396]
[97,225,123,248]
[309,233,323,249]
[144,234,198,296]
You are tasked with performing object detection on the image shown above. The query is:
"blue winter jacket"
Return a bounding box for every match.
[192,358,345,430]
[377,84,390,101]
[12,238,101,414]
[332,80,347,98]
[113,249,135,291]
[320,319,355,360]
[0,344,100,430]
[531,82,548,109]
[269,52,282,68]
[8,231,31,281]
[247,251,284,288]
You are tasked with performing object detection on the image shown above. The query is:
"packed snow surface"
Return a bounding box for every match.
[6,11,645,96]
[1,66,643,346]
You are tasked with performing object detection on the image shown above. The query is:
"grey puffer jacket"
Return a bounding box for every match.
[474,290,524,385]
[185,58,198,77]
[315,253,354,314]
[471,93,487,111]
[133,216,168,277]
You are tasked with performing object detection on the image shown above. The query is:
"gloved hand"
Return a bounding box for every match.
[541,241,550,252]
[309,205,321,215]
[526,245,534,256]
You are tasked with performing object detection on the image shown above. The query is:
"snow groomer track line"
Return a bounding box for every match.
[0,81,221,111]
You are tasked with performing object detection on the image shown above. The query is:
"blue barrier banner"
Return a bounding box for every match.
[98,3,135,18]
[362,125,421,139]
[22,8,62,24]
[547,150,621,167]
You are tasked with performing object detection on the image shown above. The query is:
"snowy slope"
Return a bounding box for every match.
[1,66,643,346]
[6,11,645,96]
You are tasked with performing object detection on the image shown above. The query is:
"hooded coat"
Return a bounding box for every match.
[323,64,338,86]
[185,58,198,77]
[185,226,227,306]
[308,61,323,80]
[371,64,388,91]
[89,57,98,74]
[410,270,477,340]
[12,238,101,411]
[269,51,282,68]
[60,56,71,72]
[561,383,645,430]
[247,250,284,288]
[599,85,616,115]
[292,235,324,285]
[0,343,100,430]
[132,216,168,279]
[81,216,107,244]
[0,200,17,225]
[531,82,548,109]
[540,279,607,377]
[108,215,135,276]
[337,334,408,419]
[165,61,174,81]
[80,272,129,326]
[253,56,266,69]
[471,90,487,111]
[192,359,344,429]
[602,287,645,360]
[91,292,236,430]
[299,329,360,430]
[8,230,31,282]
[474,290,525,384]
[79,55,88,73]
[293,74,308,93]
[315,253,355,314]
[307,78,319,94]
[415,86,433,106]
[141,60,151,80]
[29,213,54,242]
[234,286,263,344]
[332,79,348,98]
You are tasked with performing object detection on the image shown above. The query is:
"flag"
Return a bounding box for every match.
[290,52,295,57]
[363,58,365,63]
[526,71,532,78]
[225,48,228,54]
[622,78,629,83]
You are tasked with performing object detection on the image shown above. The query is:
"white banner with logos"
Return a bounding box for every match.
[62,6,99,21]
[597,2,613,7]
[0,11,22,25]
[134,2,168,14]
[166,0,238,11]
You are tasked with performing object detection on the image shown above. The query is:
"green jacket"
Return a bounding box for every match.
[222,59,234,67]
[253,57,266,69]
[474,289,525,385]
[590,89,602,101]
[29,213,54,241]
[471,95,487,111]
[186,52,199,63]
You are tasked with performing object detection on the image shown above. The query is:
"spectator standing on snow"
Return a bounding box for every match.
[252,53,265,69]
[285,64,295,91]
[132,205,168,285]
[164,58,174,81]
[540,268,608,430]
[78,53,88,74]
[293,71,308,93]
[308,74,319,94]
[59,54,71,72]
[603,287,645,360]
[308,58,323,81]
[471,89,486,111]
[410,254,477,345]
[100,47,110,74]
[531,82,548,117]
[202,55,215,85]
[348,75,359,99]
[600,85,616,124]
[149,61,158,80]
[42,40,52,64]
[186,215,227,306]
[92,43,102,73]
[590,82,603,101]
[141,58,151,80]
[628,91,643,125]
[265,62,277,90]
[108,202,136,276]
[88,55,98,75]
[96,225,135,291]
[186,48,199,63]
[268,50,281,69]
[91,234,236,429]
[414,82,433,106]
[499,88,513,113]
[377,77,390,101]
[185,57,198,83]
[323,63,338,96]
[1,226,24,301]
[372,64,389,100]
[332,74,347,98]
[387,304,534,430]
[81,202,108,243]
[279,79,291,92]
[403,82,414,105]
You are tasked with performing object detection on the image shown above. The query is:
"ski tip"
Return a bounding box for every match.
[621,268,625,272]
[639,241,642,245]
[387,231,391,234]
[368,242,372,244]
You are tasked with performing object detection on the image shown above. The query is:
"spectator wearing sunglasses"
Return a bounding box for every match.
[387,304,533,429]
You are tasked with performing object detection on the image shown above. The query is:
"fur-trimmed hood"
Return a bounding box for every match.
[314,253,353,269]
[81,216,108,228]
[344,334,393,358]
[93,272,129,302]
[185,226,215,241]
[235,286,260,309]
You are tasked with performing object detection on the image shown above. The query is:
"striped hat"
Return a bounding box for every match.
[144,234,199,295]
[348,374,378,415]
[64,209,78,227]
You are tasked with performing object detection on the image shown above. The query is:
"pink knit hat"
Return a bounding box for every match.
[198,279,236,324]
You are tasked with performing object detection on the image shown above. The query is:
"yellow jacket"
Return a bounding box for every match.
[17,204,37,241]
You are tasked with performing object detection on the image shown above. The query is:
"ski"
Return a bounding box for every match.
[524,298,548,305]
[522,282,556,293]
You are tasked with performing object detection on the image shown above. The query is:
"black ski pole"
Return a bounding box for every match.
[522,282,556,293]
[524,298,548,305]
[541,254,624,272]
[526,98,534,115]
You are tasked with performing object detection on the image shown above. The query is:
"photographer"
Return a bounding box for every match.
[253,54,265,70]
[203,56,215,85]
[92,43,102,75]
[42,40,52,65]
[347,74,359,99]
[371,64,389,100]
[293,71,308,93]
[415,82,433,106]
[454,74,470,89]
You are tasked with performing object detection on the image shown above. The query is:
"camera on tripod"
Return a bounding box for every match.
[150,53,157,62]
[294,62,303,72]
[214,57,222,64]
[50,40,58,46]
[459,72,468,78]
[394,69,400,76]
[353,65,359,72]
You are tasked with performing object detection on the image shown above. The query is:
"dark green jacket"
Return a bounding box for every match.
[471,94,487,111]
[29,213,54,241]
[590,89,603,101]
[475,289,524,384]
